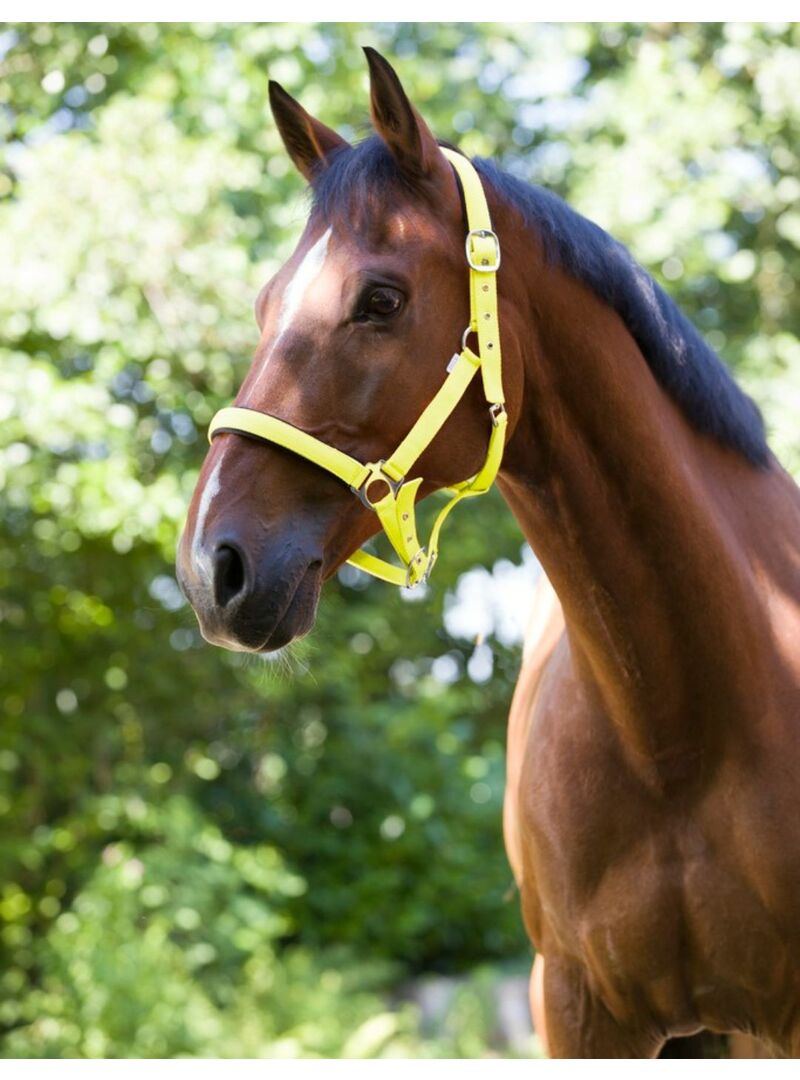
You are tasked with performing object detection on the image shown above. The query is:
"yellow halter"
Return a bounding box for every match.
[208,148,506,588]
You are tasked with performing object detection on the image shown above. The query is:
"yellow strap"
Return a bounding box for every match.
[347,548,408,587]
[441,148,504,407]
[209,408,370,491]
[453,407,508,495]
[385,347,481,480]
[372,477,423,568]
[410,410,508,584]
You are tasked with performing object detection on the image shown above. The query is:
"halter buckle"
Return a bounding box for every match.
[489,402,507,427]
[352,460,405,510]
[405,547,434,589]
[466,229,501,272]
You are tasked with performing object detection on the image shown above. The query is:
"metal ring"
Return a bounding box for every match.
[351,461,404,510]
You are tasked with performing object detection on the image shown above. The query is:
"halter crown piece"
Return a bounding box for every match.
[208,149,506,588]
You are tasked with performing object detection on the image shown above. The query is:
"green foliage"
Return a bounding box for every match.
[1,22,798,1058]
[1,793,427,1058]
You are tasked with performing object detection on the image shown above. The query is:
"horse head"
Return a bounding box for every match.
[177,49,523,652]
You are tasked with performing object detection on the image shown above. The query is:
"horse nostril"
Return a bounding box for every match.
[213,544,247,609]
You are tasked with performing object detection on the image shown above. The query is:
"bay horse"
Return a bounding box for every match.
[177,49,800,1057]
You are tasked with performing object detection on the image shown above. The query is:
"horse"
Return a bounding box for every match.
[177,48,800,1057]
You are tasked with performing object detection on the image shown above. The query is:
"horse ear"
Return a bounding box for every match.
[268,80,350,182]
[364,47,443,178]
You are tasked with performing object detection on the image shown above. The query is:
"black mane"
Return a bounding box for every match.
[313,137,770,467]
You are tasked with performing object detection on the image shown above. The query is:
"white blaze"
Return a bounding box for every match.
[252,227,332,392]
[276,227,332,339]
[190,230,333,561]
[191,455,223,562]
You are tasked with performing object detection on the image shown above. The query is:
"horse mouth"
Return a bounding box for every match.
[197,559,323,654]
[258,562,322,652]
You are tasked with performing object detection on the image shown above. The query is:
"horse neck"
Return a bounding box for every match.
[494,206,797,768]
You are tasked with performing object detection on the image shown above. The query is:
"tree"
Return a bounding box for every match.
[1,22,797,1057]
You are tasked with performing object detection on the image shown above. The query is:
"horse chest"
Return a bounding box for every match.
[512,656,800,1030]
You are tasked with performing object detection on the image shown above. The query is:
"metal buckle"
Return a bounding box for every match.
[489,402,507,427]
[466,229,501,272]
[351,461,404,510]
[404,547,433,589]
[420,548,437,585]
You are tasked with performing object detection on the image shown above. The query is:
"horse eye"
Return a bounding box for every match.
[358,287,403,321]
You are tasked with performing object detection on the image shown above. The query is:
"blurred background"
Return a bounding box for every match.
[0,21,798,1059]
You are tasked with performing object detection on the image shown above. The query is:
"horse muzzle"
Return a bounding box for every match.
[177,528,323,653]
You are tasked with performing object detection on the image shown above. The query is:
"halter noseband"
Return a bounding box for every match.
[208,148,506,588]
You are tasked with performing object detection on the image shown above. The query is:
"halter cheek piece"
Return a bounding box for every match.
[208,148,506,588]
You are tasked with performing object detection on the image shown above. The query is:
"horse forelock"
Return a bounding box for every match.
[310,135,439,236]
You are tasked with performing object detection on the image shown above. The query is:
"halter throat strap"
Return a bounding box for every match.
[208,148,506,588]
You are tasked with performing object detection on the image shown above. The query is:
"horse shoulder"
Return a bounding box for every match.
[503,571,565,894]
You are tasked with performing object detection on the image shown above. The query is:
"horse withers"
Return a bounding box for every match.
[177,50,800,1057]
